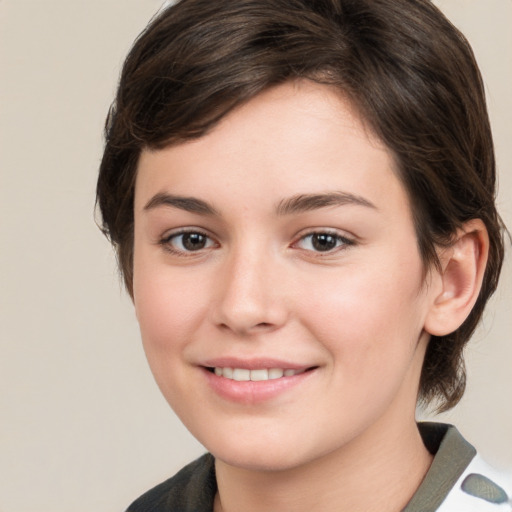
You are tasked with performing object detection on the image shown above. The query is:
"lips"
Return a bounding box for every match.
[201,359,317,403]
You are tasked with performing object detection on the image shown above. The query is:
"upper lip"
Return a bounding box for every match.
[200,357,315,371]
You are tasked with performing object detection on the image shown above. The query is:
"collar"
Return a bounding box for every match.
[402,422,476,511]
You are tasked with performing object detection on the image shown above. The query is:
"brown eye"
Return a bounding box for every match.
[181,232,208,251]
[296,231,353,253]
[163,231,215,253]
[311,233,338,251]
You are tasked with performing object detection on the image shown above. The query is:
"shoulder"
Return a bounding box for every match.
[405,423,511,511]
[437,454,512,512]
[126,453,216,512]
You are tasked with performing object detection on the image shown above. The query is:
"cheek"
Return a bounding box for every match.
[133,259,208,358]
[132,263,213,406]
[299,255,427,366]
[298,264,428,418]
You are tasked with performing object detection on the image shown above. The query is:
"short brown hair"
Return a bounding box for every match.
[97,0,505,411]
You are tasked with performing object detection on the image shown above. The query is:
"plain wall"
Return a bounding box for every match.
[0,1,510,511]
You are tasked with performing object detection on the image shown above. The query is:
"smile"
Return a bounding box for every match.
[203,364,317,403]
[212,367,306,381]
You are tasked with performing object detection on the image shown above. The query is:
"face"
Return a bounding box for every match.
[133,81,440,472]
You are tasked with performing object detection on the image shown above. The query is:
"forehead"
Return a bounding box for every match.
[134,80,410,219]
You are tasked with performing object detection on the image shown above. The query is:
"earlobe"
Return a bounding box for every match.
[424,219,489,337]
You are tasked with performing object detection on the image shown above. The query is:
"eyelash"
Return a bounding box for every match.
[159,229,216,256]
[159,229,355,256]
[292,230,355,254]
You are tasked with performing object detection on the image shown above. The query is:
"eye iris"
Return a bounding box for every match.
[182,233,207,251]
[312,233,337,251]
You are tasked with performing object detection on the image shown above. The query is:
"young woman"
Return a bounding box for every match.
[97,1,510,510]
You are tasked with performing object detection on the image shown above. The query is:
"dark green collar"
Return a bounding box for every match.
[403,422,476,511]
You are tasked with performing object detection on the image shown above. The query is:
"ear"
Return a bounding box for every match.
[424,219,489,336]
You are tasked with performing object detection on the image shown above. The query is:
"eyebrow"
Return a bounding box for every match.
[143,191,376,217]
[144,193,219,216]
[275,192,377,215]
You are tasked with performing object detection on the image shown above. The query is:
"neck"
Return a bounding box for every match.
[214,417,432,512]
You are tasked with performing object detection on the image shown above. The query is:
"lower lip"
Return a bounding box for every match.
[201,367,315,404]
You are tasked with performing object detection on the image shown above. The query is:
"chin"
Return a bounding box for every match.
[204,431,329,473]
[214,448,303,473]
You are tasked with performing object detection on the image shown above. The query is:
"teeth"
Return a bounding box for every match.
[232,368,250,381]
[213,367,304,381]
[268,368,284,379]
[250,369,268,381]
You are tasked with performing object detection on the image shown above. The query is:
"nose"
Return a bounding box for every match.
[212,247,289,336]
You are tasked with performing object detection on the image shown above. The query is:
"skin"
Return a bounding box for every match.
[132,80,486,512]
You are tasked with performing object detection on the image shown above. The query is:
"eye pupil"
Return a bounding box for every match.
[182,233,207,251]
[312,233,337,251]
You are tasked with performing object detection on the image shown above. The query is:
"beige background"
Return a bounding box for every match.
[0,1,510,511]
